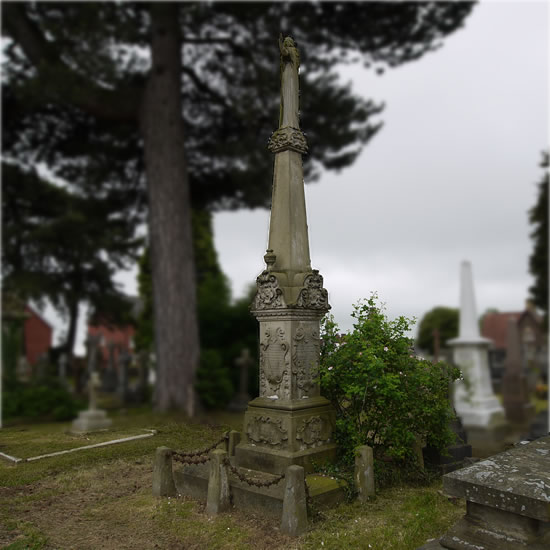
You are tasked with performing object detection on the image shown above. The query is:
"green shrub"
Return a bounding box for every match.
[2,376,84,421]
[320,295,460,477]
[195,349,234,409]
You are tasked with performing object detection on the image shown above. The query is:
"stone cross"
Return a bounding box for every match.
[89,371,100,411]
[234,36,335,475]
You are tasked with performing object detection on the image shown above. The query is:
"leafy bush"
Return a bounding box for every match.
[2,376,85,421]
[320,295,460,475]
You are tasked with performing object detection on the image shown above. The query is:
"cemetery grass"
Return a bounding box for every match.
[1,409,464,550]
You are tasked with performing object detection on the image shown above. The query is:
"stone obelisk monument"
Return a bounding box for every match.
[449,261,506,445]
[235,35,336,474]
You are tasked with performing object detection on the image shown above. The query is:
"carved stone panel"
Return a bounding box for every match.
[246,415,288,448]
[295,270,330,310]
[292,323,321,398]
[296,415,331,449]
[267,126,308,154]
[252,271,286,311]
[259,326,291,399]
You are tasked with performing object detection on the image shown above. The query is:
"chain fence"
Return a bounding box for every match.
[171,433,229,465]
[222,457,285,488]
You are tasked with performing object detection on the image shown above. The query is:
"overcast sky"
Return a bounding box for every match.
[213,0,549,336]
[44,0,548,354]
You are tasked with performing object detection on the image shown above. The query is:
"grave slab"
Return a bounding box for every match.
[423,436,550,549]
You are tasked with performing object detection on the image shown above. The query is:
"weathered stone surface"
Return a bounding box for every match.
[439,436,550,549]
[354,445,375,502]
[502,318,535,424]
[206,449,231,516]
[236,401,336,474]
[152,446,176,497]
[281,465,308,536]
[444,436,550,522]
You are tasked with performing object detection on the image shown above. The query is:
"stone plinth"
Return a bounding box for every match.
[71,409,112,433]
[439,436,550,550]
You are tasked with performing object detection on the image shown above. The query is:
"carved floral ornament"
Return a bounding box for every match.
[268,126,308,154]
[252,269,329,312]
[295,270,330,310]
[252,270,286,310]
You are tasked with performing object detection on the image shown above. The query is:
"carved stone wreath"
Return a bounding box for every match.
[252,270,286,311]
[295,270,330,310]
[268,126,308,154]
[296,416,330,449]
[246,415,289,448]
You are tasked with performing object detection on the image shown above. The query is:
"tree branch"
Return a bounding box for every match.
[3,3,141,122]
[182,66,228,107]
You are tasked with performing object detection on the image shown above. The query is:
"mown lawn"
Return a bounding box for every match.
[0,408,464,549]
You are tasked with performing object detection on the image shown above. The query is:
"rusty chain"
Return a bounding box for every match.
[222,457,285,488]
[172,432,229,464]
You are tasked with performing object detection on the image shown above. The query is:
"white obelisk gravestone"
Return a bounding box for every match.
[449,261,506,442]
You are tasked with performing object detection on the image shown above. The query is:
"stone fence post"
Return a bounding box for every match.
[354,445,375,502]
[206,449,230,516]
[281,464,308,536]
[152,446,176,497]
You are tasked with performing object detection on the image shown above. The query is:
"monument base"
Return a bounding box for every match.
[235,398,337,474]
[175,457,346,518]
[71,409,112,433]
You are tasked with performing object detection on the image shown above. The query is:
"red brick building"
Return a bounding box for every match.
[87,323,135,366]
[24,305,53,365]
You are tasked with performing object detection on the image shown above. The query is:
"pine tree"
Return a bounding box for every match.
[2,2,475,413]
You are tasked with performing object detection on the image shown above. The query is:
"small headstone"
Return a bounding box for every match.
[117,348,131,403]
[58,352,68,388]
[102,340,118,392]
[227,348,252,412]
[502,318,535,424]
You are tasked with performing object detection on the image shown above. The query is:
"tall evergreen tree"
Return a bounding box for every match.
[2,2,475,413]
[528,151,549,325]
[2,163,141,359]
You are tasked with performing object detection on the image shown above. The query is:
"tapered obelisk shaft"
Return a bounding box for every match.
[266,35,311,286]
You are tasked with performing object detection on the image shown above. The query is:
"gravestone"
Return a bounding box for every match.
[102,339,118,392]
[58,352,69,389]
[234,34,336,475]
[71,336,111,433]
[502,318,535,425]
[137,350,150,403]
[227,348,253,412]
[117,348,131,404]
[448,261,506,448]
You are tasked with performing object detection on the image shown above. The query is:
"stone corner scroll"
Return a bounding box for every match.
[294,270,330,310]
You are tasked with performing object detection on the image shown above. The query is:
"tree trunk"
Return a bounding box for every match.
[140,3,200,415]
